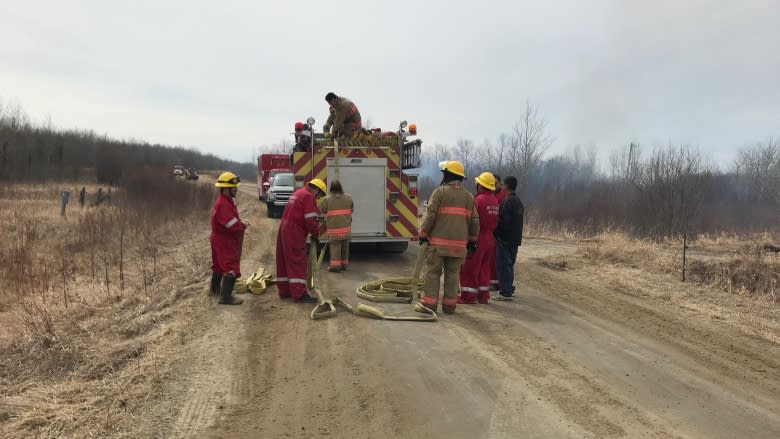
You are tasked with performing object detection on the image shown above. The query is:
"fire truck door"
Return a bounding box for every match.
[327,157,386,236]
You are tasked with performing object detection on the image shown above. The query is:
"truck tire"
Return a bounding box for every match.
[266,204,275,218]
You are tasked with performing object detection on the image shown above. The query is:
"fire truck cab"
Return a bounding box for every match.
[290,118,422,252]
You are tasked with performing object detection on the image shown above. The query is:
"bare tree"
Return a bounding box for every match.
[510,101,553,195]
[631,144,712,239]
[734,137,780,204]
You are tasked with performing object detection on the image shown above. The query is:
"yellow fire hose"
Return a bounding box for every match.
[310,243,337,320]
[309,241,436,322]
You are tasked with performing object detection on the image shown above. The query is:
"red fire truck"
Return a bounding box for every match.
[256,153,292,200]
[290,118,421,252]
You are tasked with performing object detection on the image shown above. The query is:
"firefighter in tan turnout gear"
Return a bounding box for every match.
[418,160,479,314]
[320,180,354,272]
[324,92,362,137]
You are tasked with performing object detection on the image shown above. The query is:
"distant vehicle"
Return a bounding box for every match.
[172,165,185,176]
[257,153,291,200]
[266,172,294,218]
[185,168,199,180]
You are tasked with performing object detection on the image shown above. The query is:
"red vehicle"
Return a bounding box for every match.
[256,153,291,200]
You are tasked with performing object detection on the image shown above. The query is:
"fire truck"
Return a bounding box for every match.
[291,118,422,252]
[257,153,292,200]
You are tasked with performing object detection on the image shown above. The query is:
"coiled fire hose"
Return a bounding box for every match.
[309,242,437,322]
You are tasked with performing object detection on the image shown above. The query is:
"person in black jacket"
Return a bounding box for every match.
[493,176,524,300]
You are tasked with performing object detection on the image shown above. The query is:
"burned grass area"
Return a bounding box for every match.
[0,178,215,438]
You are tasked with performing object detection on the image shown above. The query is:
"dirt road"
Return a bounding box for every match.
[133,192,780,438]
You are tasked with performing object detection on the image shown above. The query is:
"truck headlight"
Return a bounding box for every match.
[267,191,275,201]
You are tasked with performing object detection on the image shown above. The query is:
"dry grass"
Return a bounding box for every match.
[527,230,779,345]
[0,181,214,438]
[580,231,780,302]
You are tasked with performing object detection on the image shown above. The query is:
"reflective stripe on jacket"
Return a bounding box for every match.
[320,193,353,240]
[419,181,479,258]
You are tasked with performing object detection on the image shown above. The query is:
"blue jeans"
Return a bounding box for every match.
[496,239,518,296]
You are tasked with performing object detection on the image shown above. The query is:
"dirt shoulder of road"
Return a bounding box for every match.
[522,238,780,406]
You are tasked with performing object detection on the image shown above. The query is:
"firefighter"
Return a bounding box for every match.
[418,161,479,314]
[319,180,354,272]
[293,121,309,152]
[489,173,505,291]
[211,171,248,305]
[276,178,327,303]
[322,106,335,136]
[325,92,362,138]
[458,172,499,304]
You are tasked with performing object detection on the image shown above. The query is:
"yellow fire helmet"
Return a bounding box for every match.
[308,178,327,193]
[215,171,240,188]
[441,160,465,177]
[474,171,496,191]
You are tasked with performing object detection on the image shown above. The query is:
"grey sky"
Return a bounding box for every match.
[2,0,778,167]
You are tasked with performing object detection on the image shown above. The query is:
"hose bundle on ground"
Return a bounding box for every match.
[234,266,276,295]
[309,241,436,322]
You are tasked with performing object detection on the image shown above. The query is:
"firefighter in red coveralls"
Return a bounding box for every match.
[489,174,506,291]
[276,178,327,303]
[458,172,500,304]
[210,171,249,305]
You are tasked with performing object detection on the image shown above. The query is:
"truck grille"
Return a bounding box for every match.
[273,191,293,203]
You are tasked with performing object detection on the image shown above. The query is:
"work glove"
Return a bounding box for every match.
[242,220,250,228]
[467,241,477,254]
[418,236,429,245]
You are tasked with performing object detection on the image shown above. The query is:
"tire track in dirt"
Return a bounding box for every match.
[450,310,665,438]
[522,261,780,410]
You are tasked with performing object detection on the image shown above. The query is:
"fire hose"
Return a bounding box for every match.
[309,242,437,322]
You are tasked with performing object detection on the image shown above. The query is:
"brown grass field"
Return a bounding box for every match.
[0,182,214,438]
[0,183,777,437]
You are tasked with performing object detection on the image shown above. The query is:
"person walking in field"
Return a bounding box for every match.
[324,92,362,138]
[276,178,326,303]
[493,176,524,301]
[210,171,249,305]
[458,172,500,304]
[319,180,354,272]
[418,160,479,314]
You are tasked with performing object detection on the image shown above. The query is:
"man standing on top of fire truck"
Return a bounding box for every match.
[418,160,479,314]
[320,180,354,272]
[458,172,499,304]
[210,171,248,305]
[276,178,327,303]
[322,106,335,135]
[324,92,362,138]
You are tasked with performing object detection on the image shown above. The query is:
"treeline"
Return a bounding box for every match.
[418,103,779,239]
[0,98,255,184]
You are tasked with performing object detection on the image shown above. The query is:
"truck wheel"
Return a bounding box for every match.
[266,205,274,218]
[380,242,409,253]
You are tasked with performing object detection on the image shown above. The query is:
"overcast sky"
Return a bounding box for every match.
[2,0,778,167]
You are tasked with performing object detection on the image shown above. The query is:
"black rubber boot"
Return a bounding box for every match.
[210,273,222,296]
[219,275,243,305]
[442,305,456,315]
